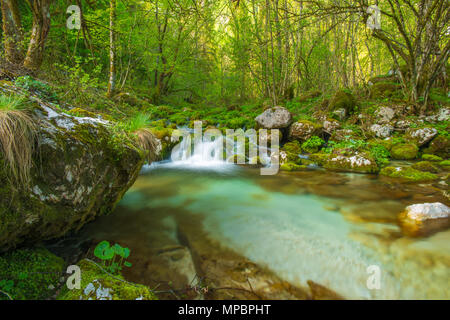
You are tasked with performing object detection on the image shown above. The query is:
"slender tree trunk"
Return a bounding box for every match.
[1,0,24,65]
[107,0,116,98]
[23,0,52,71]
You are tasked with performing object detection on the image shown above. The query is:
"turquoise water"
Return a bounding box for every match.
[78,166,450,299]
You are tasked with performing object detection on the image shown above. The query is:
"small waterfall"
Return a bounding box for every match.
[143,127,276,172]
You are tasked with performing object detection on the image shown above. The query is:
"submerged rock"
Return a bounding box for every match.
[255,106,292,129]
[0,99,148,251]
[399,203,450,237]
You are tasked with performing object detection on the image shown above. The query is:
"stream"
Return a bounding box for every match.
[58,139,450,300]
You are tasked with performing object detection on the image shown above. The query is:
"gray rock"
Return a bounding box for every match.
[255,106,292,129]
[376,106,395,124]
[288,120,322,142]
[406,127,438,146]
[323,119,340,134]
[0,92,148,250]
[370,124,394,138]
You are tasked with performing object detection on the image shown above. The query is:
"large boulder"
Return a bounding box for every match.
[255,106,292,129]
[405,127,438,146]
[0,99,147,251]
[288,120,322,142]
[422,135,450,158]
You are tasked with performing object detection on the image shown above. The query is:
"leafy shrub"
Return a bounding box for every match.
[302,136,325,153]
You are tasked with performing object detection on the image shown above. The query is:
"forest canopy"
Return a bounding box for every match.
[0,0,448,110]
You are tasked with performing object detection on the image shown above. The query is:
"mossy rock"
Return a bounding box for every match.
[57,259,157,300]
[421,154,443,162]
[422,135,450,158]
[390,143,419,160]
[68,107,98,118]
[380,166,438,182]
[0,87,147,251]
[280,163,308,172]
[324,152,379,173]
[438,160,450,171]
[309,153,331,166]
[281,141,302,164]
[0,247,65,300]
[328,90,356,114]
[288,120,323,142]
[411,161,440,173]
[369,82,401,99]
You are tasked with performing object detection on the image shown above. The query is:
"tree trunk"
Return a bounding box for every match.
[106,0,116,98]
[1,0,24,65]
[23,0,52,72]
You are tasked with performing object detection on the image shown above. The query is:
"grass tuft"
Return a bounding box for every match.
[0,94,37,187]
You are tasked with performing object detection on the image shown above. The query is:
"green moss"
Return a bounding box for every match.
[281,141,302,163]
[380,166,438,182]
[438,160,450,170]
[280,162,307,171]
[421,154,443,162]
[390,143,419,160]
[422,135,450,158]
[369,82,402,99]
[57,259,157,300]
[309,153,331,166]
[0,247,65,300]
[412,161,440,173]
[324,152,379,173]
[328,90,356,114]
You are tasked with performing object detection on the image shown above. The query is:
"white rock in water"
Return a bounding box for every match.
[405,202,450,221]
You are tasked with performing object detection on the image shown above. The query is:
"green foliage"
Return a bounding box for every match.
[368,143,391,167]
[93,241,132,274]
[124,112,151,133]
[0,94,29,111]
[301,136,325,153]
[15,76,57,101]
[0,247,64,300]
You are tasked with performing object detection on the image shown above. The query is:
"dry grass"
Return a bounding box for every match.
[135,128,159,162]
[0,94,37,187]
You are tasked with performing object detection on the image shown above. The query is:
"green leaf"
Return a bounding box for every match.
[124,261,132,268]
[94,240,115,260]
